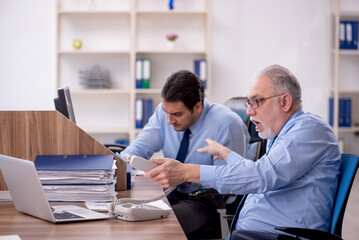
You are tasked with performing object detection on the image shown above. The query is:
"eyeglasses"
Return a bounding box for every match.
[244,94,284,109]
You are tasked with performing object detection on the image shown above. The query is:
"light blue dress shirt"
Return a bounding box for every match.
[200,110,341,233]
[122,99,250,193]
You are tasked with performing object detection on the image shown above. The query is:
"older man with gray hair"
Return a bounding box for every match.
[145,64,341,239]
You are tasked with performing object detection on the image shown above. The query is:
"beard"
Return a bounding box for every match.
[250,117,276,139]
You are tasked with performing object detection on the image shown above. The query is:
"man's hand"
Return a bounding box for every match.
[197,138,232,162]
[144,158,200,188]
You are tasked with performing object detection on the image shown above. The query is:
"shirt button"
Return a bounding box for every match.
[245,200,249,204]
[239,219,243,223]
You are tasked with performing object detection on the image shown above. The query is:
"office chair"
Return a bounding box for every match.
[224,97,250,129]
[275,153,359,240]
[104,143,127,155]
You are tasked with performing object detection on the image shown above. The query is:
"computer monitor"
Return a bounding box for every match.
[54,86,76,124]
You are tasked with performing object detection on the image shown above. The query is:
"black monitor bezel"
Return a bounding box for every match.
[54,86,76,124]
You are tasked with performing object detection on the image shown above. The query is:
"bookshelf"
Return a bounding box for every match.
[330,0,359,154]
[56,0,211,144]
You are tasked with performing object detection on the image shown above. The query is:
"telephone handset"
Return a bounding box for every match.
[108,156,175,221]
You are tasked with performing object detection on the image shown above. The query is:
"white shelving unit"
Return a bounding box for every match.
[330,0,359,154]
[56,0,211,144]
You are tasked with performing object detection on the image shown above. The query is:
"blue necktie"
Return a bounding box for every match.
[176,129,191,163]
[167,129,191,200]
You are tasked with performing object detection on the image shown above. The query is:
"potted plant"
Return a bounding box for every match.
[166,33,178,49]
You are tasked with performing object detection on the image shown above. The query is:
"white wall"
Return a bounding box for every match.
[0,0,331,120]
[0,0,57,110]
[210,0,330,119]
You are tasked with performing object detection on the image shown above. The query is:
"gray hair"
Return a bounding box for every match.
[258,64,302,105]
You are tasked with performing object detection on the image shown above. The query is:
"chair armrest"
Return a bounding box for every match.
[103,143,127,154]
[222,215,234,220]
[275,227,343,240]
[188,188,222,199]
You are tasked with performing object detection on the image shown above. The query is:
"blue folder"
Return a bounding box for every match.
[135,58,143,89]
[135,98,144,129]
[340,20,359,50]
[34,155,114,171]
[144,98,153,126]
[339,98,345,127]
[345,98,352,127]
[194,59,207,89]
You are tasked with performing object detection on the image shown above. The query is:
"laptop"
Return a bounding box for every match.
[0,154,112,223]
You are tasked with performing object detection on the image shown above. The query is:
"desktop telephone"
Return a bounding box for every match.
[108,156,175,221]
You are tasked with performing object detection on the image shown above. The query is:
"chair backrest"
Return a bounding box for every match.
[103,143,127,155]
[330,153,359,236]
[246,141,262,161]
[224,97,267,161]
[224,97,263,144]
[224,97,250,128]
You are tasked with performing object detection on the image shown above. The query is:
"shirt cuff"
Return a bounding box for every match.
[200,165,217,188]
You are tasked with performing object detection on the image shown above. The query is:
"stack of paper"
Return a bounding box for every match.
[34,155,117,202]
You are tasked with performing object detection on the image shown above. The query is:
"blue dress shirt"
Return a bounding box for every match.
[200,110,341,233]
[122,99,250,193]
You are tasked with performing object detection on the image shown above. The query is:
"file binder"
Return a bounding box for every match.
[348,21,358,49]
[142,58,151,89]
[345,98,352,127]
[339,98,345,127]
[194,59,207,89]
[340,22,345,49]
[340,20,358,50]
[346,21,353,49]
[143,98,153,126]
[136,59,143,89]
[135,98,144,129]
[34,155,114,171]
[328,97,352,128]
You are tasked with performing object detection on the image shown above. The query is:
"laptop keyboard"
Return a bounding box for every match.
[51,207,85,220]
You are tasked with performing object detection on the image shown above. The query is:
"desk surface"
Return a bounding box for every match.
[0,176,186,240]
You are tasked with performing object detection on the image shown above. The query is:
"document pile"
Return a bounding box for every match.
[34,155,117,202]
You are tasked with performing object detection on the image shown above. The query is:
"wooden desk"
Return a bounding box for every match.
[0,177,186,240]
